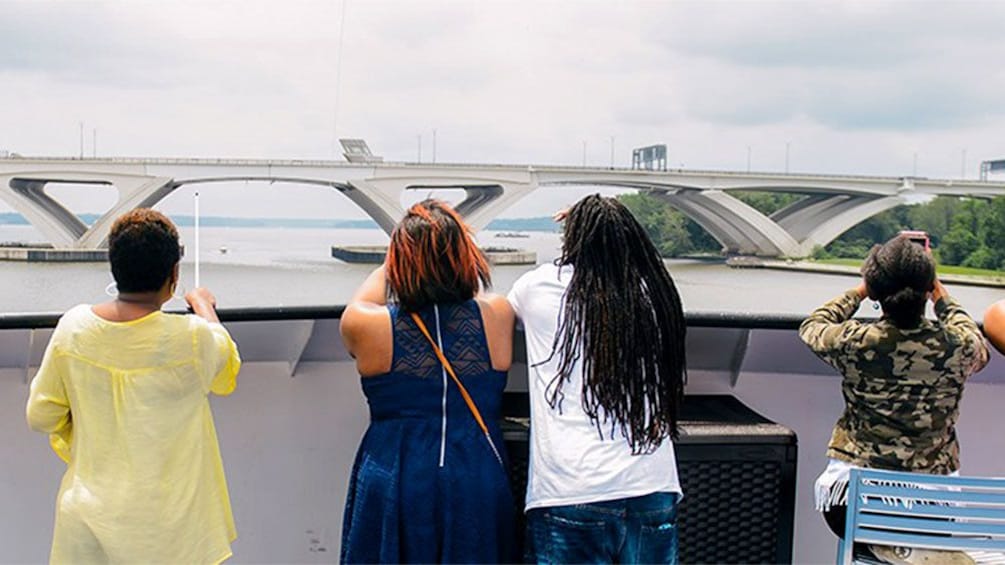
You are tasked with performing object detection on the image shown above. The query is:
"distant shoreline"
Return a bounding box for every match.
[0,213,560,233]
[727,256,1005,288]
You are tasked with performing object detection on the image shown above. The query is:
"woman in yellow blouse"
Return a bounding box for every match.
[26,209,242,564]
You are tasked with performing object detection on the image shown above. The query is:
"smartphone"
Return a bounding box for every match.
[899,230,930,252]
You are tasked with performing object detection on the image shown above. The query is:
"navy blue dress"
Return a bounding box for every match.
[340,300,516,564]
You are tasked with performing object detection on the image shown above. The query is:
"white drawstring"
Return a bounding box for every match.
[436,306,447,468]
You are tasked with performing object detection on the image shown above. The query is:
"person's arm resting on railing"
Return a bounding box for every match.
[340,265,393,376]
[189,288,241,396]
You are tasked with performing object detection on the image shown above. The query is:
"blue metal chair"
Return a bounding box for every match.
[838,468,1005,564]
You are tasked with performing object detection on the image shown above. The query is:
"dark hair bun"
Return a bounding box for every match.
[862,235,935,328]
[881,287,926,327]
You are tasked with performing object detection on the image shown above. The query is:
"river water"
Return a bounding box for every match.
[1,225,1002,319]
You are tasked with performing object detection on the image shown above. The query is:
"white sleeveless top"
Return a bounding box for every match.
[508,263,682,511]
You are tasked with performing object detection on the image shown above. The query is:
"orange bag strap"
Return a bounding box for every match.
[410,311,504,466]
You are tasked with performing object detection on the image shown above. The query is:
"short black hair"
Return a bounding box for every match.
[862,235,936,329]
[108,209,181,293]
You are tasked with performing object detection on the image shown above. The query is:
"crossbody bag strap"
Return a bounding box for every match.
[410,311,505,467]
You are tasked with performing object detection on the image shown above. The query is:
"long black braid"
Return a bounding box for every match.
[540,194,687,454]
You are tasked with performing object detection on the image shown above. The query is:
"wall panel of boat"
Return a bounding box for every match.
[3,319,1005,563]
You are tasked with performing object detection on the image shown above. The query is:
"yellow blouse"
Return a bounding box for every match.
[26,305,242,564]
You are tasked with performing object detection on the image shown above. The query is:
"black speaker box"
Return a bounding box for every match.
[502,394,797,564]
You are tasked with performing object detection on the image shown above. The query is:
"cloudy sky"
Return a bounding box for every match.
[1,0,1003,218]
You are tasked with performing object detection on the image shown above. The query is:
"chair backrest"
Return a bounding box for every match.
[838,468,1005,564]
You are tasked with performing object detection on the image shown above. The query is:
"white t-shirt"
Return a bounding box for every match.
[508,262,682,511]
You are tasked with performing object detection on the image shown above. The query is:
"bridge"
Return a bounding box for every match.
[2,156,1005,257]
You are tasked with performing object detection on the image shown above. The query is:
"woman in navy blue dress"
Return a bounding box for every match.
[339,199,516,563]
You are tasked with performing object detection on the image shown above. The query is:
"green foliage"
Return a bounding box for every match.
[819,196,1005,272]
[962,247,998,270]
[616,191,807,258]
[617,190,1005,272]
[939,225,979,265]
[732,191,802,216]
[981,198,1005,265]
[617,193,719,257]
[821,239,876,259]
[906,197,960,247]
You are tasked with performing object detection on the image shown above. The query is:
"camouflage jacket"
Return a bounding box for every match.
[799,290,989,474]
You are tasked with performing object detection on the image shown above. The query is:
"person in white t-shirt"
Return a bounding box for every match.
[508,194,688,564]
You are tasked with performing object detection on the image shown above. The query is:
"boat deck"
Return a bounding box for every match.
[1,308,1003,563]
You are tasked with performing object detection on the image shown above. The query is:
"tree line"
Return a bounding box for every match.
[617,192,1005,271]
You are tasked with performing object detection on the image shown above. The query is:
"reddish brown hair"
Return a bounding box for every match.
[386,199,490,312]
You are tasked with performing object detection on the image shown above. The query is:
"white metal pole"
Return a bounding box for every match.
[330,0,348,158]
[194,192,201,289]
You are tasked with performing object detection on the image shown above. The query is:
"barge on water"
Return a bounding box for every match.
[0,243,107,262]
[332,245,537,265]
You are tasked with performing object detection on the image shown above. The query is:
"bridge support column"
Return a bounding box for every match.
[340,180,402,234]
[344,168,537,234]
[0,178,87,247]
[79,177,176,248]
[791,195,906,256]
[0,172,175,249]
[773,194,874,241]
[656,189,802,256]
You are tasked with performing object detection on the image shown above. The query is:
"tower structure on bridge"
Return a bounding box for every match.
[632,144,668,172]
[981,159,1005,181]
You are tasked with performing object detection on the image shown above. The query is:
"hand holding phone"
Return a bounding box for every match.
[900,230,930,252]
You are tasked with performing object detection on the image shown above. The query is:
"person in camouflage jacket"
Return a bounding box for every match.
[799,235,989,547]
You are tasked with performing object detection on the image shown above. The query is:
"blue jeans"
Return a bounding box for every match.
[525,492,680,564]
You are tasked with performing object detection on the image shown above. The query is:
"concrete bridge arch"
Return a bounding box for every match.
[533,177,906,257]
[0,167,536,250]
[2,157,1003,257]
[0,171,175,249]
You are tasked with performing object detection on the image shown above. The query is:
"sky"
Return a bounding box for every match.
[1,0,1004,219]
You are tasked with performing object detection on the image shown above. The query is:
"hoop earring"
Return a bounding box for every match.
[168,282,187,305]
[105,282,118,297]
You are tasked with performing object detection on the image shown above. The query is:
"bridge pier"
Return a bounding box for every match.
[0,172,174,249]
[656,189,802,256]
[791,195,906,256]
[0,165,537,251]
[343,166,536,234]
